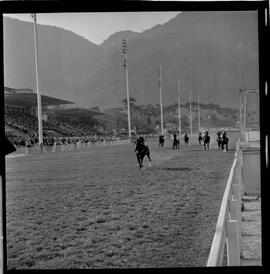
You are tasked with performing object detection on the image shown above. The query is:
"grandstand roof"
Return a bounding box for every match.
[5,87,74,107]
[53,108,105,118]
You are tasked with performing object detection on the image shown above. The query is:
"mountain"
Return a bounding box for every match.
[4,17,100,105]
[3,12,258,109]
[101,30,139,47]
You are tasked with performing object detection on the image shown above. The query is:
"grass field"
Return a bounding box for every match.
[5,133,239,269]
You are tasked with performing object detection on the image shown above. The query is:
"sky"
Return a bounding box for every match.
[4,12,181,45]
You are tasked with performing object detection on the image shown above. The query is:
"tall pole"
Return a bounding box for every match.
[198,95,200,133]
[189,89,192,135]
[238,45,243,140]
[239,91,243,141]
[157,65,164,135]
[31,13,43,146]
[243,93,247,131]
[122,39,131,138]
[177,80,181,136]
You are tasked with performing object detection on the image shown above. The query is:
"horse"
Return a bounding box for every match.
[159,135,165,147]
[203,131,210,151]
[184,134,189,147]
[221,132,229,151]
[172,134,180,150]
[135,137,152,169]
[216,131,223,150]
[198,133,203,145]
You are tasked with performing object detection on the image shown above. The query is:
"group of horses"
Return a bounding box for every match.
[134,130,229,170]
[215,131,229,151]
[198,130,229,151]
[172,133,189,150]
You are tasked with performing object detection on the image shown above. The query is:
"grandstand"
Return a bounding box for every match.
[4,87,106,147]
[5,87,74,119]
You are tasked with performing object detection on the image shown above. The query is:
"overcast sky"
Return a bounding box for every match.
[4,12,180,45]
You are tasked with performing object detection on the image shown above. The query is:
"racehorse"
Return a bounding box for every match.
[159,135,165,147]
[221,132,229,151]
[172,133,180,150]
[203,131,210,151]
[135,136,152,169]
[216,131,223,150]
[184,134,189,147]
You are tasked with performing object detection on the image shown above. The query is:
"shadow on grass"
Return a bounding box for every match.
[162,167,192,171]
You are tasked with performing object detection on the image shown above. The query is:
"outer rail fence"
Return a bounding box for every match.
[12,138,132,155]
[207,141,244,266]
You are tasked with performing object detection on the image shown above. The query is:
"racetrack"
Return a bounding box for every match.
[5,132,239,269]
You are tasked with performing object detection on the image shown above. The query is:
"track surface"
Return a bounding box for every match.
[5,134,238,269]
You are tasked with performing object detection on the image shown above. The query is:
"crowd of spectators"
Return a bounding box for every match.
[5,112,127,149]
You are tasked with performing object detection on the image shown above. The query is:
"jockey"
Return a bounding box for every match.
[135,136,146,152]
[137,136,145,145]
[222,131,228,141]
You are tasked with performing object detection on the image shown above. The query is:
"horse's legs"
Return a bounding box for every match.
[140,155,145,168]
[146,147,151,162]
[136,153,143,168]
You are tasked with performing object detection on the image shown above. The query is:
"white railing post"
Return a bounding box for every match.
[226,219,241,266]
[0,176,3,274]
[226,149,241,266]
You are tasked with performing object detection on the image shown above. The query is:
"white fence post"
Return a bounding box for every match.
[226,220,241,266]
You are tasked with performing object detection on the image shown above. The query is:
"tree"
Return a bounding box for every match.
[91,106,100,112]
[122,97,137,108]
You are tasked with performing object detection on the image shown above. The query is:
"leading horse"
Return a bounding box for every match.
[135,137,152,169]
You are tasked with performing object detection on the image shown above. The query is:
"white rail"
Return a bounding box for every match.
[0,175,3,274]
[207,144,243,266]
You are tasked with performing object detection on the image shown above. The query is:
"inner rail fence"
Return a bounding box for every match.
[207,140,244,266]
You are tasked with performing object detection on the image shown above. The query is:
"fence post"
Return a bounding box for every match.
[0,176,3,274]
[226,220,241,266]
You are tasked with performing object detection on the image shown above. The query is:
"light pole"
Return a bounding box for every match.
[198,95,201,133]
[31,13,43,146]
[157,65,164,135]
[122,39,131,138]
[189,89,192,135]
[177,80,181,137]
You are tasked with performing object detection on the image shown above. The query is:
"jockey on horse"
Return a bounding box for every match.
[216,130,229,151]
[221,131,229,151]
[159,135,165,147]
[135,136,152,169]
[203,131,210,151]
[172,133,180,149]
[216,130,223,150]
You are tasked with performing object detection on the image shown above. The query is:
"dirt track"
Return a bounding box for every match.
[5,135,238,269]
